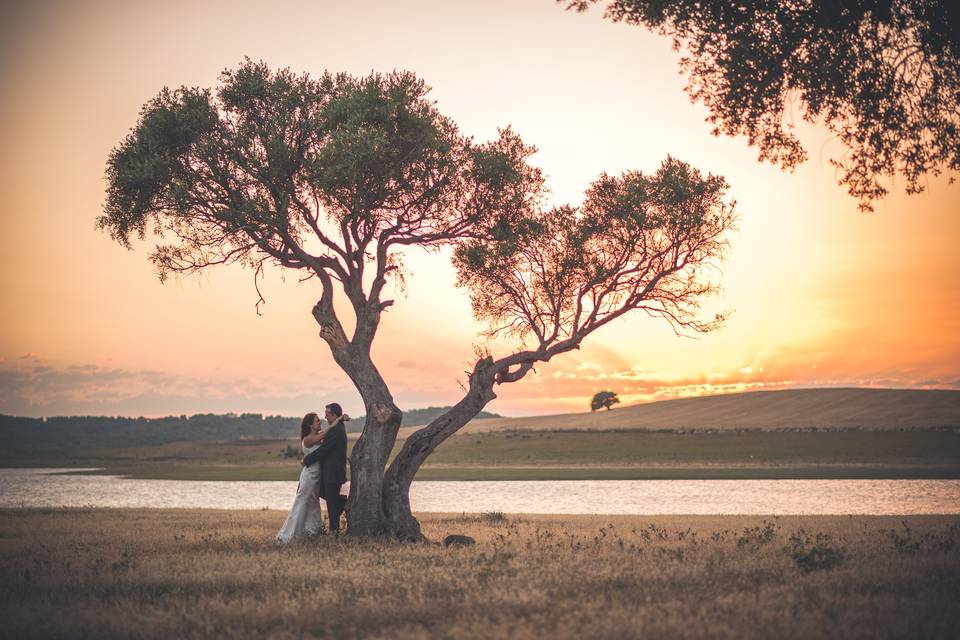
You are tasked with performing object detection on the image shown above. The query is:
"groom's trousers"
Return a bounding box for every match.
[320,482,345,532]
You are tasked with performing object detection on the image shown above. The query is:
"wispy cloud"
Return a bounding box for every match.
[0,356,355,418]
[489,339,960,414]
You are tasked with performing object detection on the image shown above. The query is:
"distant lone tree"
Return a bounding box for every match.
[591,391,620,411]
[564,1,960,210]
[100,60,735,540]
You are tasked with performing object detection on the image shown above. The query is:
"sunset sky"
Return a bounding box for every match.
[1,0,957,419]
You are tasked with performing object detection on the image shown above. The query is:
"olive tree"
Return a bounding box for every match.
[591,391,620,411]
[564,0,960,210]
[101,60,735,539]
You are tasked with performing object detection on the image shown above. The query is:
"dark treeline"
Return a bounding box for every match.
[0,414,298,450]
[346,407,501,433]
[0,406,503,449]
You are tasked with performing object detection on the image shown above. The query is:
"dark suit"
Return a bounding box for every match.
[302,421,347,531]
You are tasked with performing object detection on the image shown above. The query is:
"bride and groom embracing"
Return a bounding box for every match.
[276,403,350,544]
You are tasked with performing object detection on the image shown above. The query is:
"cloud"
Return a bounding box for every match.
[0,357,356,418]
[485,338,960,415]
[0,352,490,418]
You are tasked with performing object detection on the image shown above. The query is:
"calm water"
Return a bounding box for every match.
[1,469,959,514]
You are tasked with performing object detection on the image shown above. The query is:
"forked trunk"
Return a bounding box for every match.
[318,293,503,540]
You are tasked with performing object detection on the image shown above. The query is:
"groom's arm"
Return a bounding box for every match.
[302,423,345,467]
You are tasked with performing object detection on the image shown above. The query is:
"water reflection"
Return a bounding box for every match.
[1,469,958,515]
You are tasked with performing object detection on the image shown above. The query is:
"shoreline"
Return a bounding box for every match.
[40,463,960,481]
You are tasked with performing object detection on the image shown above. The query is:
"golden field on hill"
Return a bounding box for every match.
[398,388,960,436]
[2,509,958,639]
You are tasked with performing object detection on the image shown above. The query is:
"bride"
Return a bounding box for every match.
[276,412,333,544]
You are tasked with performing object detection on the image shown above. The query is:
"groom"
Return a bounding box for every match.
[302,402,349,533]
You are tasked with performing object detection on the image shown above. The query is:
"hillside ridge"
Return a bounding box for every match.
[405,388,960,434]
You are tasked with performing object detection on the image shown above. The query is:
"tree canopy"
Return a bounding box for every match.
[591,391,621,411]
[565,0,960,210]
[101,60,532,302]
[454,156,732,353]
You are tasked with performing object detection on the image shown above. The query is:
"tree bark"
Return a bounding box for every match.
[381,357,498,541]
[346,372,402,537]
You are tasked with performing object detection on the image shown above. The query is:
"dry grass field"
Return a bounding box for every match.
[2,509,958,639]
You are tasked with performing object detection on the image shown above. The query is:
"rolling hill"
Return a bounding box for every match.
[400,388,960,435]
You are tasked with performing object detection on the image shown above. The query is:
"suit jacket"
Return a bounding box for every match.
[302,421,347,485]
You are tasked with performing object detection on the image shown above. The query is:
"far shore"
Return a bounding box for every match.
[4,428,958,481]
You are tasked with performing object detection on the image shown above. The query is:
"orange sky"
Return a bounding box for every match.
[1,0,957,418]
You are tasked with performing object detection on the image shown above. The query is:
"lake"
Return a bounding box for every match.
[2,468,959,514]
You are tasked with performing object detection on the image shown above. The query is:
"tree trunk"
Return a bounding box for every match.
[381,358,498,541]
[336,353,402,537]
[348,402,402,535]
[313,300,402,537]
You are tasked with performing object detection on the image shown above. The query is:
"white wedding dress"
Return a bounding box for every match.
[276,440,324,544]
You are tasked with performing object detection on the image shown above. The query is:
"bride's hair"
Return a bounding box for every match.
[300,412,318,440]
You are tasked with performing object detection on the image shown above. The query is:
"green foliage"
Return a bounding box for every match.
[100,59,533,282]
[590,390,620,411]
[567,1,960,210]
[454,156,734,342]
[103,88,218,247]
